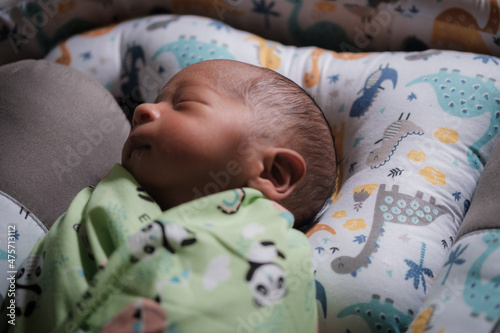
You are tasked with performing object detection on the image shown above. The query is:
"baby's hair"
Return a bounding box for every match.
[227,64,337,232]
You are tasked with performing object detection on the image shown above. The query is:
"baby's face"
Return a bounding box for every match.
[122,61,257,209]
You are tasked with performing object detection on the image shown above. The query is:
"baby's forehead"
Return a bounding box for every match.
[155,77,229,102]
[173,60,263,87]
[157,66,255,102]
[161,66,222,91]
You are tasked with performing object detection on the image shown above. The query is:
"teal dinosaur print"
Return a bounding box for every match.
[463,231,500,321]
[152,36,235,69]
[23,3,95,53]
[285,0,353,52]
[406,69,500,169]
[337,294,414,332]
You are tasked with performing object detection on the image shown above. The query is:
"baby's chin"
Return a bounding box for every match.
[120,147,130,169]
[121,157,139,180]
[121,145,150,175]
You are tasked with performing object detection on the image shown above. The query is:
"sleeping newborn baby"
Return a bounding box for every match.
[2,59,336,333]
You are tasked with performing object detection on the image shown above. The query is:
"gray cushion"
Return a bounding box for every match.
[0,59,130,228]
[456,139,500,240]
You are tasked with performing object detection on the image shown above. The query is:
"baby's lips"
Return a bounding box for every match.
[123,133,151,162]
[128,134,151,152]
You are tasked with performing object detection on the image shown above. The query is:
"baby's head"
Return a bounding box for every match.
[122,59,336,231]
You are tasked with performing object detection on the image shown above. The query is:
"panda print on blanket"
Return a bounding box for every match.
[245,241,287,307]
[216,188,289,307]
[15,252,45,317]
[129,220,196,263]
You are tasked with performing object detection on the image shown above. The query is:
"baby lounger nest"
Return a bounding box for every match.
[1,1,500,332]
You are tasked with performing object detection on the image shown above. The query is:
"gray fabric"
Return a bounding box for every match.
[0,59,130,228]
[456,139,500,240]
[493,319,500,333]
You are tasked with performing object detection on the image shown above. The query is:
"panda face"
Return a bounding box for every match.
[246,241,285,264]
[34,266,41,279]
[129,222,164,261]
[129,221,197,263]
[143,245,155,254]
[248,264,287,307]
[163,223,196,248]
[16,253,44,284]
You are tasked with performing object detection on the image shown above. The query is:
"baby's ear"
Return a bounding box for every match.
[247,148,306,200]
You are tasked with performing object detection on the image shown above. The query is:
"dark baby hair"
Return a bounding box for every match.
[231,64,337,232]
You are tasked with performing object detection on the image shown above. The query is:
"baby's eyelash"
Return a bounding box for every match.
[172,94,187,105]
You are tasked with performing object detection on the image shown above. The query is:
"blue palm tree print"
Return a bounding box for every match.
[404,242,434,293]
[441,243,468,285]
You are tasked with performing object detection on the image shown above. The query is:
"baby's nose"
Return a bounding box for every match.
[132,103,161,127]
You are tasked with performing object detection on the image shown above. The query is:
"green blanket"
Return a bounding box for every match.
[3,164,317,332]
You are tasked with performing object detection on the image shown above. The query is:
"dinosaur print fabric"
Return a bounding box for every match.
[0,165,316,333]
[407,230,500,333]
[3,0,500,64]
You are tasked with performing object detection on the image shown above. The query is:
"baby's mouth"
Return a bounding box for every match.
[132,148,145,160]
[128,136,151,159]
[130,145,151,162]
